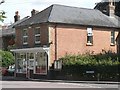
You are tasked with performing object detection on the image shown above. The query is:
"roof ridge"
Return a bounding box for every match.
[51,4,98,11]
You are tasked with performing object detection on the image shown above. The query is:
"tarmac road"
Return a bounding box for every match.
[0,76,119,89]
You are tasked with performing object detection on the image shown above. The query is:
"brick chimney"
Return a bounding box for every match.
[14,11,20,22]
[31,9,39,16]
[109,0,115,17]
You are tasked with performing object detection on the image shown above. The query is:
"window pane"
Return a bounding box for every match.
[111,31,115,44]
[87,36,93,44]
[35,52,47,74]
[87,28,93,34]
[23,29,28,36]
[35,36,40,41]
[35,28,40,35]
[16,53,27,73]
[23,37,28,43]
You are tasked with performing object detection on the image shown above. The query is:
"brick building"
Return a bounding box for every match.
[11,4,120,79]
[0,16,29,50]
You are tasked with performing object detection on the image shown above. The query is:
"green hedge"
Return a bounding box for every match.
[58,53,119,81]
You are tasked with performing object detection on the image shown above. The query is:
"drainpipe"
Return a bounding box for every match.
[55,24,57,61]
[14,53,17,77]
[118,32,120,62]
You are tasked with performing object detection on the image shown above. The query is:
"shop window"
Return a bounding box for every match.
[35,52,47,74]
[16,53,27,73]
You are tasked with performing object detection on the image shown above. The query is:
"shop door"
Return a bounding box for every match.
[26,53,35,79]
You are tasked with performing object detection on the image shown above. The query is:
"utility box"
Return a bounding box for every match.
[54,60,62,70]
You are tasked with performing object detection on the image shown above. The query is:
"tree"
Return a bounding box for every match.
[0,50,15,67]
[0,10,6,22]
[0,0,6,22]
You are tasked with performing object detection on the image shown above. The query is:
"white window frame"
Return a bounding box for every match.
[111,31,115,46]
[86,27,93,45]
[34,52,47,75]
[16,53,27,73]
[23,29,28,45]
[35,27,41,44]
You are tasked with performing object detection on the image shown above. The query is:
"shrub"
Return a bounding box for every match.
[58,53,119,81]
[0,50,15,67]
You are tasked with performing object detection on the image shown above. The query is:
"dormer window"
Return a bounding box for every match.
[86,27,93,46]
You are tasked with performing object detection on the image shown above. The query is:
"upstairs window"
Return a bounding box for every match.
[23,29,28,45]
[35,27,40,44]
[87,28,93,45]
[111,31,115,45]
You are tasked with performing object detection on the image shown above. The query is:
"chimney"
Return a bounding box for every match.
[109,0,115,17]
[31,9,39,16]
[14,11,20,22]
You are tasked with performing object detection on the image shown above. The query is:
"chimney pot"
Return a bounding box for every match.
[109,0,115,17]
[31,9,39,16]
[14,11,20,22]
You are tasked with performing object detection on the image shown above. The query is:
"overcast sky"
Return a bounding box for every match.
[0,0,102,24]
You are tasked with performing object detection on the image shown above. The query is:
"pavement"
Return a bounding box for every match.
[1,76,120,85]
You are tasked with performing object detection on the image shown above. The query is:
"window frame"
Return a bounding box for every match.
[34,52,47,75]
[23,28,28,45]
[86,27,93,46]
[16,53,27,73]
[110,31,115,46]
[34,27,41,44]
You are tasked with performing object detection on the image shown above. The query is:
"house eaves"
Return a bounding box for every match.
[15,4,120,29]
[2,16,30,37]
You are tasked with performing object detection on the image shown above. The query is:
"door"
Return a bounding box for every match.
[26,53,35,79]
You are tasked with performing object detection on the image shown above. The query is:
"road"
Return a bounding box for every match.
[0,76,119,89]
[1,80,119,88]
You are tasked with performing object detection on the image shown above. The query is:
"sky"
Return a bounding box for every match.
[0,0,102,24]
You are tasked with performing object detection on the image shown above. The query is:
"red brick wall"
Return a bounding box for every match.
[49,24,118,63]
[15,27,23,48]
[15,24,49,48]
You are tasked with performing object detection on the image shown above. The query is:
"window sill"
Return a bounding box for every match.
[86,43,93,46]
[35,41,41,44]
[110,43,115,46]
[23,43,28,45]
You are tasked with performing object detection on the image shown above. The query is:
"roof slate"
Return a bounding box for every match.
[2,16,29,36]
[16,4,120,28]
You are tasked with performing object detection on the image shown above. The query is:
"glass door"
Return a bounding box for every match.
[26,53,35,79]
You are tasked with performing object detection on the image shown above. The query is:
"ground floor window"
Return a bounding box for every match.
[15,52,48,74]
[16,53,27,73]
[35,52,47,74]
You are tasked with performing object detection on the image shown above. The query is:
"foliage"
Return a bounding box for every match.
[61,53,119,66]
[58,52,119,81]
[0,10,6,22]
[0,50,15,67]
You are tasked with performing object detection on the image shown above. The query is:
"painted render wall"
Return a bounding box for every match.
[49,24,118,64]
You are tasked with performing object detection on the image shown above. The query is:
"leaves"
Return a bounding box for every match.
[0,10,6,22]
[60,53,119,66]
[0,50,15,67]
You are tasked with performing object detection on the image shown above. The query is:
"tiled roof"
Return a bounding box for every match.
[16,4,120,28]
[1,16,30,37]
